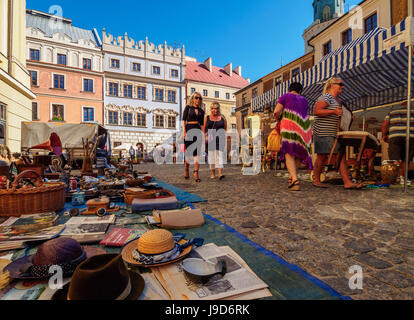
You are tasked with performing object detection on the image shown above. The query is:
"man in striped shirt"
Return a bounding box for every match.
[382,101,414,185]
[313,77,363,189]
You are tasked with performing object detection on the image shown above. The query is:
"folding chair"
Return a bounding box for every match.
[326,105,381,180]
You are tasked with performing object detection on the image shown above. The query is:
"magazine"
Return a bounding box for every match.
[153,243,270,300]
[0,224,65,244]
[99,226,148,247]
[64,214,115,225]
[60,223,109,236]
[0,213,58,233]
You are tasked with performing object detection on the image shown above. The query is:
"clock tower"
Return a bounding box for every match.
[303,0,346,54]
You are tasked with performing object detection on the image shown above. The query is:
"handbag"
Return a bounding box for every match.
[267,121,282,152]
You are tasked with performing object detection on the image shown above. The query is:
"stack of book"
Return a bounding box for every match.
[0,213,64,251]
[60,215,116,244]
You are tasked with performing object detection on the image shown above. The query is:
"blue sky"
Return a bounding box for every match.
[27,0,360,82]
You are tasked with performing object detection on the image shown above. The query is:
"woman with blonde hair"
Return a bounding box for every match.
[204,102,227,180]
[182,92,205,182]
[313,77,362,189]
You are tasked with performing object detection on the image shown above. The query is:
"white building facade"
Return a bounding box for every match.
[102,29,186,152]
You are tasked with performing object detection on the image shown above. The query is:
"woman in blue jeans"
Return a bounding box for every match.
[313,77,363,189]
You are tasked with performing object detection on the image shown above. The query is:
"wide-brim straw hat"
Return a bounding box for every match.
[0,259,12,290]
[121,229,192,267]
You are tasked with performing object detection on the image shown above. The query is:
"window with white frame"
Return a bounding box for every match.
[215,91,220,98]
[51,104,64,121]
[137,113,146,127]
[154,88,164,101]
[83,107,95,122]
[32,102,39,121]
[83,79,94,93]
[154,114,164,128]
[30,49,40,61]
[29,70,38,86]
[83,58,92,70]
[111,59,120,69]
[108,111,119,125]
[191,88,196,94]
[132,63,141,72]
[123,112,133,126]
[0,103,5,144]
[167,90,176,103]
[57,54,67,66]
[53,74,65,89]
[167,116,176,129]
[226,93,230,100]
[0,103,5,121]
[171,69,179,78]
[203,89,208,97]
[108,83,119,96]
[137,86,146,100]
[152,66,161,75]
[123,84,133,98]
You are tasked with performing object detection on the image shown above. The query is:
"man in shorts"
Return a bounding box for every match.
[382,101,414,185]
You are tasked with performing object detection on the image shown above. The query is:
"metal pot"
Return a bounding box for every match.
[182,258,227,284]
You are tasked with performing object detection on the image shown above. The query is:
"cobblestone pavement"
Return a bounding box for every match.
[140,162,414,300]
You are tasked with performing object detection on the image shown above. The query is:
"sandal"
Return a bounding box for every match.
[194,170,201,183]
[219,175,225,180]
[344,183,364,190]
[312,183,328,188]
[288,180,300,191]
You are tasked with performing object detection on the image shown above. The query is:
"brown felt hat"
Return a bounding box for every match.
[52,254,145,300]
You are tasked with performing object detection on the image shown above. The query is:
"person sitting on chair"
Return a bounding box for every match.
[313,77,363,189]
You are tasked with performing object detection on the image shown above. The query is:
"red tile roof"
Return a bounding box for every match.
[185,60,250,89]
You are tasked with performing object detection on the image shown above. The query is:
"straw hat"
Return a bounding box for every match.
[0,259,11,290]
[121,229,192,267]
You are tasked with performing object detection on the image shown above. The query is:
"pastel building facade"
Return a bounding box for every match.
[26,10,104,125]
[102,30,186,151]
[185,57,250,130]
[0,0,36,152]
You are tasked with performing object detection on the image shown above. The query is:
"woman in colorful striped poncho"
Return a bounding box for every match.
[273,82,313,191]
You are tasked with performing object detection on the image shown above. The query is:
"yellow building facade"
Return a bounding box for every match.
[0,0,35,152]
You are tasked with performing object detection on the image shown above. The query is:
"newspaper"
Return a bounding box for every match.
[138,273,170,300]
[153,243,270,300]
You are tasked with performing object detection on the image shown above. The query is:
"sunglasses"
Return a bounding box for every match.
[334,83,345,87]
[194,97,202,100]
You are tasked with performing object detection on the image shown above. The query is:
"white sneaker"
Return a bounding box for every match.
[400,177,412,185]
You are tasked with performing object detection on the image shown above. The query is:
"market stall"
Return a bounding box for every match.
[252,17,414,188]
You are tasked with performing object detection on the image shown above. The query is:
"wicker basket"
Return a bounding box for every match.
[0,170,66,217]
[0,166,9,177]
